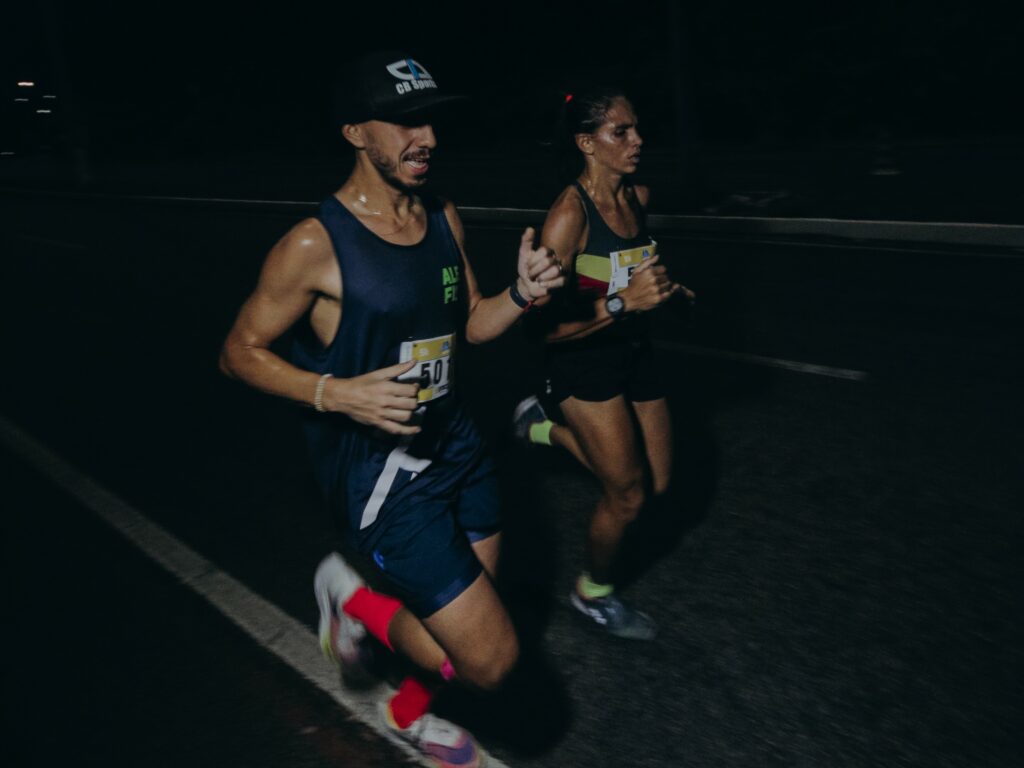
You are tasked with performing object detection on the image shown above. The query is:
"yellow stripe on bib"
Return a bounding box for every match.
[613,244,653,269]
[575,253,611,283]
[411,337,451,360]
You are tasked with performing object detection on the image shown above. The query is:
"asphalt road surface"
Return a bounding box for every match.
[1,193,1021,767]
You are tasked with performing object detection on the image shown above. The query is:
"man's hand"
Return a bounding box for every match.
[516,227,565,301]
[618,255,695,312]
[321,361,422,435]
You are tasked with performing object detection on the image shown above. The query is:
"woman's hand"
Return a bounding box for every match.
[618,255,695,312]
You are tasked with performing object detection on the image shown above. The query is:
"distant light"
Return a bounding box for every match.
[43,94,57,99]
[36,108,52,114]
[1,151,15,156]
[17,81,35,87]
[14,98,29,102]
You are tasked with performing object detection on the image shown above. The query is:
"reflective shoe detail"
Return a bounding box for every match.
[314,553,371,675]
[512,395,548,442]
[382,704,482,768]
[570,590,657,640]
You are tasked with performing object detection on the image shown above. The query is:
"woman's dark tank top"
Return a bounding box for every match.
[527,181,654,346]
[572,180,653,297]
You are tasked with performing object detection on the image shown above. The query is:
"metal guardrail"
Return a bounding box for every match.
[3,187,1024,249]
[14,186,1022,383]
[458,208,1024,249]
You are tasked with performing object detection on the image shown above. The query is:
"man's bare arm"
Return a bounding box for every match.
[219,218,422,435]
[442,200,564,344]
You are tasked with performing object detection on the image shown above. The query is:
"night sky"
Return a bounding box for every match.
[4,1,1021,158]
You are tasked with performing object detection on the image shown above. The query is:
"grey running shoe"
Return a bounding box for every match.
[570,590,657,640]
[314,553,375,684]
[381,703,482,768]
[512,395,548,443]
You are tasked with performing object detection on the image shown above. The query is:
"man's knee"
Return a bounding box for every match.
[424,573,520,690]
[455,632,519,691]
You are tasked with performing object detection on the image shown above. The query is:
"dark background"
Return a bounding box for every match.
[2,4,1023,766]
[2,1,1023,220]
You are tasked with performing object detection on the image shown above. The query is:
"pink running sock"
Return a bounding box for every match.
[342,586,402,651]
[388,675,436,729]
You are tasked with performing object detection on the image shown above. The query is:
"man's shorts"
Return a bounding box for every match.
[544,335,667,404]
[344,414,500,619]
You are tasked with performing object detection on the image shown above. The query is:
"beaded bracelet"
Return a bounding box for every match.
[313,373,333,413]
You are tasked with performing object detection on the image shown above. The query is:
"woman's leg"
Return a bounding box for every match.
[548,422,593,472]
[631,397,673,496]
[558,395,645,585]
[558,395,657,638]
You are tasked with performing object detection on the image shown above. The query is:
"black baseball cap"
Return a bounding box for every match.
[332,50,467,125]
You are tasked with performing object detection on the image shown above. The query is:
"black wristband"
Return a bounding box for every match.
[509,282,533,310]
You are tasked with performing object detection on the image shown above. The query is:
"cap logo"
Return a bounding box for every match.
[386,58,433,81]
[386,58,438,95]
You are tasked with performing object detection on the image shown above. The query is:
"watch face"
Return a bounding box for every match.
[607,295,625,317]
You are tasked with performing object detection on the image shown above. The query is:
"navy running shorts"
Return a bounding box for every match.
[348,446,500,619]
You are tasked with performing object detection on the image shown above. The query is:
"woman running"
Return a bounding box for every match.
[514,88,694,639]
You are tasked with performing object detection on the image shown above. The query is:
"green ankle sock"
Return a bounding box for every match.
[577,572,614,599]
[528,419,554,446]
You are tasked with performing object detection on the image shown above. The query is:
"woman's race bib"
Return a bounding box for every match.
[607,240,657,295]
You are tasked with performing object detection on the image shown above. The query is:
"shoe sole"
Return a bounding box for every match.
[512,395,541,424]
[512,395,548,442]
[314,566,340,663]
[379,703,484,768]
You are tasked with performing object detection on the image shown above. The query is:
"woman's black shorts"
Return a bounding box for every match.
[544,335,666,404]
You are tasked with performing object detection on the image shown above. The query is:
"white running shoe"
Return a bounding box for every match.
[314,553,373,680]
[381,703,482,768]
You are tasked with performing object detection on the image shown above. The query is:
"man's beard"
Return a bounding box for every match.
[366,145,426,192]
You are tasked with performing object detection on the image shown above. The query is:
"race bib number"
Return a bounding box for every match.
[607,241,657,295]
[399,333,454,403]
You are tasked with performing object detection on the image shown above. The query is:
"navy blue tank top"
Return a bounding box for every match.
[293,194,463,393]
[292,194,484,523]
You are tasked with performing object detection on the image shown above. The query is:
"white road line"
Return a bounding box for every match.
[656,341,870,381]
[0,415,510,768]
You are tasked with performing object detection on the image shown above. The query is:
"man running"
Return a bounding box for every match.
[219,50,562,768]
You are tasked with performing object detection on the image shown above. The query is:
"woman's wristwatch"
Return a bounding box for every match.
[605,294,626,320]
